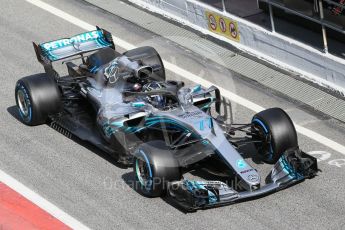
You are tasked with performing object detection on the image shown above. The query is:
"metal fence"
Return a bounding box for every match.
[264,0,344,53]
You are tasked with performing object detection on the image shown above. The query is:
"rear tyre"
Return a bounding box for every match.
[252,108,298,164]
[15,74,61,126]
[133,141,181,197]
[124,46,166,82]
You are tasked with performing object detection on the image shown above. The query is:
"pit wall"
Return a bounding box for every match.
[129,0,345,95]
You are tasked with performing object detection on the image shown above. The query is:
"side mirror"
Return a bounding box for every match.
[191,85,202,93]
[131,101,146,108]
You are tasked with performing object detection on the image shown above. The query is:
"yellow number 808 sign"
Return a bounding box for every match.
[206,11,240,42]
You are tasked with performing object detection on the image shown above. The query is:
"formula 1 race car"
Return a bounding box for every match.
[15,27,318,211]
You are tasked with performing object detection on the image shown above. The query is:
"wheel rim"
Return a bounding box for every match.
[135,151,153,190]
[17,89,29,117]
[252,118,273,160]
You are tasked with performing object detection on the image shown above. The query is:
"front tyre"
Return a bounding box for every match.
[133,141,181,197]
[15,75,61,126]
[252,108,298,164]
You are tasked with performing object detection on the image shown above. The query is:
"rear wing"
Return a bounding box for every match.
[33,27,115,65]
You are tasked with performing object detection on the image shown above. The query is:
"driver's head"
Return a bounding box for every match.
[143,81,163,92]
[143,82,165,108]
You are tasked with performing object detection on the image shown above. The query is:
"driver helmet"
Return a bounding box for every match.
[143,82,165,108]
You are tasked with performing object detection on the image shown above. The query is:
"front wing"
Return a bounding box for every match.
[167,148,318,211]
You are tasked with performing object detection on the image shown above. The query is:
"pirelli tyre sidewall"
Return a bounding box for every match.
[252,108,298,164]
[15,74,61,126]
[133,141,181,197]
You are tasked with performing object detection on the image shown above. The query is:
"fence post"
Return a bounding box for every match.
[319,0,329,53]
[269,2,276,32]
[222,0,226,12]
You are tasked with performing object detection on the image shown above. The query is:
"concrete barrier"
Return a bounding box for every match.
[129,0,345,95]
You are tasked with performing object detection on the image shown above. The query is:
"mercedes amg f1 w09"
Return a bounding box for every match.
[15,27,318,211]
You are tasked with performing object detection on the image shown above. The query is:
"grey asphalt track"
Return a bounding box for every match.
[0,0,345,229]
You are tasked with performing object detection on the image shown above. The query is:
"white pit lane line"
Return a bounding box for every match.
[2,0,342,227]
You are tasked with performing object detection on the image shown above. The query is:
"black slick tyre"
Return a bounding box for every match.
[252,108,298,164]
[15,74,61,126]
[133,141,181,197]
